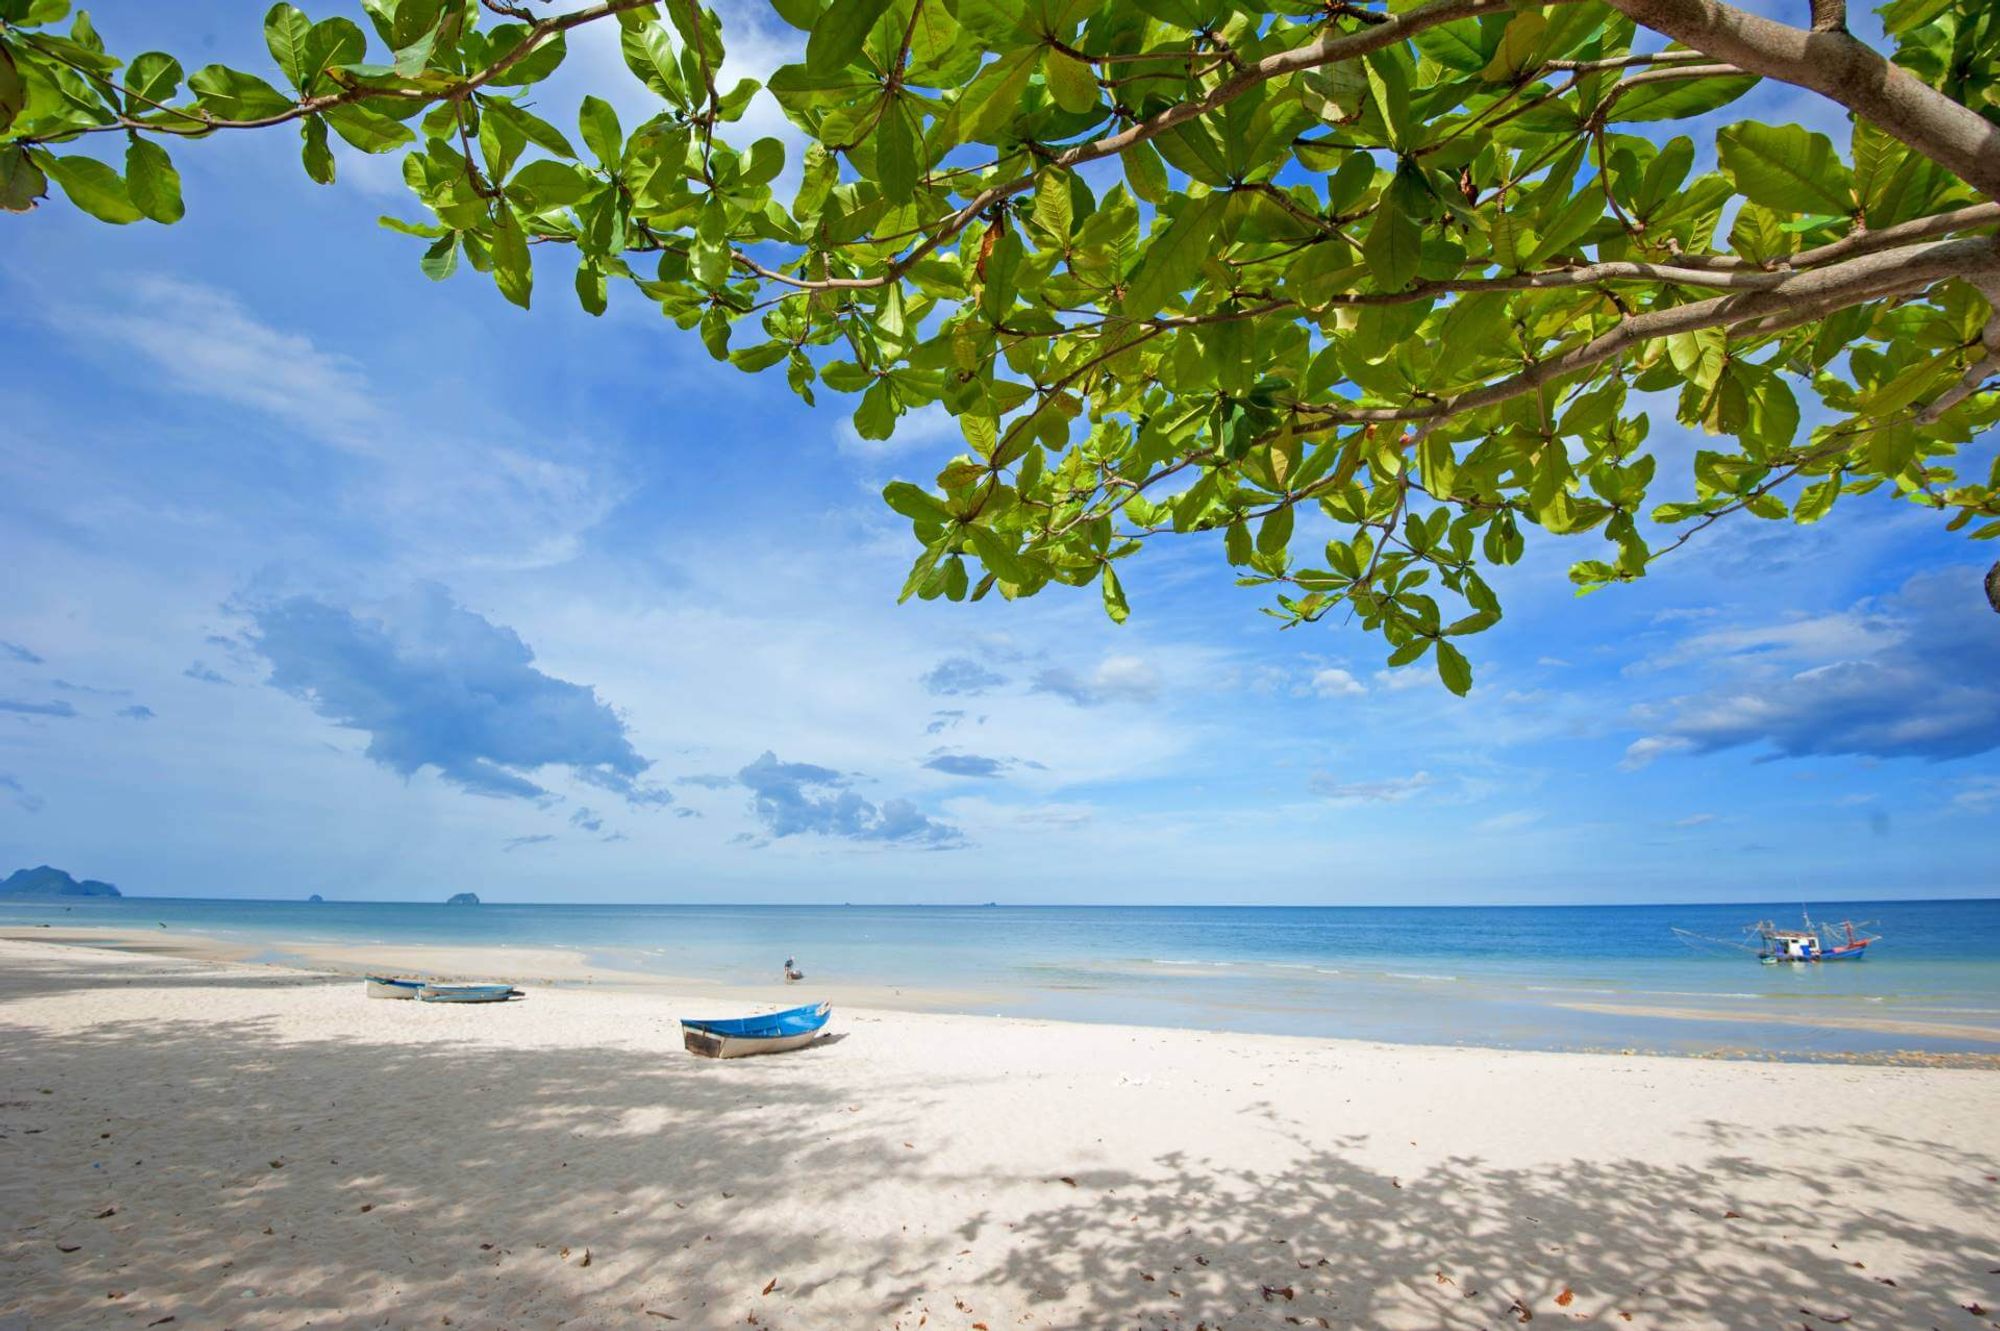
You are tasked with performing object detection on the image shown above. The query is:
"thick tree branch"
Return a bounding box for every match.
[1602,0,2000,199]
[1294,235,2000,425]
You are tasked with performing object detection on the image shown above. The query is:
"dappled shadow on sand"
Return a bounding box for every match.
[1,948,1995,1331]
[910,1133,2000,1330]
[0,953,941,1329]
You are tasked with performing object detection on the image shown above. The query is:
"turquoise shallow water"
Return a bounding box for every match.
[4,897,1997,1058]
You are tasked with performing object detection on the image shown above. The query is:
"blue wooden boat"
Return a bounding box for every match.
[365,975,425,999]
[418,983,522,1003]
[681,1001,831,1058]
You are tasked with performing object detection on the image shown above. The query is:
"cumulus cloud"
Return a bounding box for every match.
[570,807,604,833]
[1626,569,2000,766]
[1310,770,1435,803]
[1308,667,1366,699]
[737,751,960,846]
[118,705,156,721]
[1033,654,1160,706]
[923,752,1008,779]
[921,657,1007,697]
[183,662,230,685]
[0,642,43,665]
[503,834,556,852]
[677,772,738,789]
[924,709,965,735]
[248,582,668,805]
[0,698,76,718]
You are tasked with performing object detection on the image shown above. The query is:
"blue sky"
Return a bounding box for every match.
[0,2,1995,904]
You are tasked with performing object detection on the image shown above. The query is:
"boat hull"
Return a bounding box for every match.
[681,1026,826,1059]
[365,976,424,999]
[680,1001,831,1058]
[418,984,521,1003]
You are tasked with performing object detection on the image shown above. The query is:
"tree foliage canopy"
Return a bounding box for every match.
[4,0,1998,690]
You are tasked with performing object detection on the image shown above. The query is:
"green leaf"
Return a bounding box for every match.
[420,233,457,280]
[0,143,48,214]
[1717,122,1855,217]
[509,159,591,212]
[966,524,1038,586]
[805,0,891,74]
[188,64,293,120]
[40,152,140,224]
[1123,140,1168,205]
[323,102,414,153]
[124,138,183,223]
[301,113,335,183]
[1044,49,1098,116]
[1363,166,1424,292]
[263,3,313,89]
[1610,73,1757,122]
[1121,193,1223,317]
[1481,10,1545,82]
[1435,640,1472,696]
[123,51,184,110]
[490,207,532,308]
[883,480,955,525]
[578,95,622,168]
[874,98,918,202]
[957,47,1038,144]
[854,377,897,439]
[1100,563,1129,624]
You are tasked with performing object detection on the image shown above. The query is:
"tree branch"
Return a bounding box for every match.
[1602,0,2000,199]
[1294,235,2000,425]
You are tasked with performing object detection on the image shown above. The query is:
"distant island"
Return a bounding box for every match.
[307,894,325,903]
[1,865,122,898]
[445,892,480,906]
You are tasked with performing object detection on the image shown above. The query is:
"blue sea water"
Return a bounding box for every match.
[4,897,1998,1059]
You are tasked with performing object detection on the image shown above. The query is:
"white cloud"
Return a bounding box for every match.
[1033,654,1161,707]
[1474,809,1543,834]
[48,277,620,574]
[1308,667,1365,699]
[1620,735,1695,771]
[1310,770,1434,804]
[1673,812,1718,827]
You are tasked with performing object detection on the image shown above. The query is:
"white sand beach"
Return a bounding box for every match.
[2,935,1997,1330]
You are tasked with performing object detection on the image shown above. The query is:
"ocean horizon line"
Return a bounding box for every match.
[14,892,1998,910]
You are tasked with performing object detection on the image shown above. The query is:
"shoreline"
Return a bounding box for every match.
[1,935,1996,1329]
[5,922,1998,1068]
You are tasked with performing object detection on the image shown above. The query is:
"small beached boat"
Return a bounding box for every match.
[418,983,522,1003]
[365,975,425,999]
[681,1001,831,1059]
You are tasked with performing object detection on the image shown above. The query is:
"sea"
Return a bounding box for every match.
[4,897,1998,1061]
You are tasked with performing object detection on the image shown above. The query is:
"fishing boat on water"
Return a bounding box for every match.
[1674,912,1880,963]
[681,1001,831,1058]
[1753,915,1878,963]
